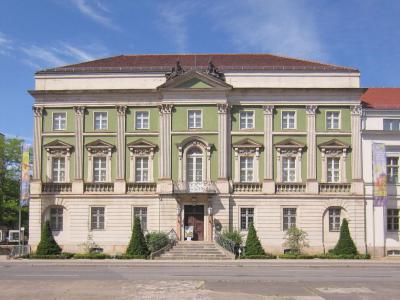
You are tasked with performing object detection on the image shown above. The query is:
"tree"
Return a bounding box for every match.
[36,220,62,255]
[331,218,358,255]
[283,227,309,254]
[126,217,149,256]
[244,222,266,256]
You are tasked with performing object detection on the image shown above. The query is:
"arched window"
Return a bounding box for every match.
[186,147,203,182]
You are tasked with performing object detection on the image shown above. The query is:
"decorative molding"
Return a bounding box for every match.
[263,105,274,115]
[158,103,173,114]
[116,105,127,116]
[73,106,85,115]
[305,105,318,115]
[351,105,363,116]
[217,103,230,114]
[32,106,44,117]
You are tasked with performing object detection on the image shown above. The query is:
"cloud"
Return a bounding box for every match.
[70,0,119,30]
[0,32,14,55]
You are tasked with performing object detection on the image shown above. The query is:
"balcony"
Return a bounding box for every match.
[173,181,216,194]
[319,183,351,194]
[233,182,263,193]
[84,182,114,193]
[42,182,72,193]
[127,182,157,193]
[276,182,306,193]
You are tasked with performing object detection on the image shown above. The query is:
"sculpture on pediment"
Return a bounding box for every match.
[206,59,225,80]
[166,60,185,80]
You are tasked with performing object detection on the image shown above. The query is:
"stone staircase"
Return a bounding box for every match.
[156,242,234,260]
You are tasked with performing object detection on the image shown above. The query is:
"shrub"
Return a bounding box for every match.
[316,253,370,259]
[126,217,149,257]
[25,253,74,259]
[146,232,170,253]
[283,227,309,254]
[330,218,358,256]
[278,253,315,259]
[244,222,266,256]
[73,253,111,259]
[221,229,242,245]
[115,254,147,259]
[241,254,276,259]
[36,220,62,255]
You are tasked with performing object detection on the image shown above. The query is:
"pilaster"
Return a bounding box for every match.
[157,104,173,193]
[217,103,230,193]
[263,105,275,193]
[306,105,318,193]
[32,106,43,181]
[115,105,127,193]
[351,105,363,194]
[73,106,85,192]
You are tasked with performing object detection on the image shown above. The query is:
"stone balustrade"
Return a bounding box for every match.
[319,183,351,193]
[276,182,306,193]
[42,182,72,193]
[233,182,263,193]
[127,182,157,193]
[84,182,114,193]
[173,181,216,194]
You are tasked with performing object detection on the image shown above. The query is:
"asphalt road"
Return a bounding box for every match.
[0,260,399,299]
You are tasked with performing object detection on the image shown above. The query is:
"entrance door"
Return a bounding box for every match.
[184,205,204,241]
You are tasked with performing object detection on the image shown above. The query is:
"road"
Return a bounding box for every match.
[0,259,399,299]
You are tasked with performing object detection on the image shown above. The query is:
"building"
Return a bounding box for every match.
[362,88,400,257]
[29,54,366,255]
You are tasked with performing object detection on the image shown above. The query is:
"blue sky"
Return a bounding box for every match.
[1,0,399,141]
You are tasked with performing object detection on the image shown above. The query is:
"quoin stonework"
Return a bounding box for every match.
[28,54,397,256]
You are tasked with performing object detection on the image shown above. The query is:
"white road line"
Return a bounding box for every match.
[316,287,374,294]
[15,274,79,277]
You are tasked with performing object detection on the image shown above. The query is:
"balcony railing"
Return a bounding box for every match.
[173,181,216,194]
[42,182,72,193]
[84,182,114,193]
[233,182,263,193]
[319,183,351,193]
[276,182,306,193]
[127,182,157,193]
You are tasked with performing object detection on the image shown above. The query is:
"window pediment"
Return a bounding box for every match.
[275,138,305,155]
[44,140,73,155]
[86,139,114,155]
[318,139,350,156]
[177,136,212,153]
[127,139,157,156]
[233,138,262,156]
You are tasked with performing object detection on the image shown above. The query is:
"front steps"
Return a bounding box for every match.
[156,242,234,260]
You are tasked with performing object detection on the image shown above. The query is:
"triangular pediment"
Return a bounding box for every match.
[318,139,350,150]
[127,139,157,149]
[85,139,114,149]
[44,140,73,150]
[233,138,263,148]
[157,70,232,90]
[275,138,305,149]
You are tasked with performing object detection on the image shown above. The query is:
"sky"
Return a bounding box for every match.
[0,0,400,141]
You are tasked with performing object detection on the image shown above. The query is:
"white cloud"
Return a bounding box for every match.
[70,0,119,30]
[20,45,68,67]
[0,32,14,55]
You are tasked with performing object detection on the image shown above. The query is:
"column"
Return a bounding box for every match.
[306,105,318,193]
[351,105,363,194]
[216,103,230,193]
[31,106,43,194]
[157,104,173,193]
[73,106,85,193]
[115,105,127,193]
[263,105,275,193]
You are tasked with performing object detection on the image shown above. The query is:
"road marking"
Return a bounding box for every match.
[316,287,374,294]
[15,274,79,277]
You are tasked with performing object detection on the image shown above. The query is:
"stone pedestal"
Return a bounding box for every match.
[306,180,319,194]
[215,179,230,194]
[30,180,42,195]
[157,179,173,194]
[351,180,363,195]
[114,180,126,194]
[262,179,275,193]
[72,180,84,194]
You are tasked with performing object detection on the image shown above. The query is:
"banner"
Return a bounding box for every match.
[20,144,30,207]
[372,143,387,206]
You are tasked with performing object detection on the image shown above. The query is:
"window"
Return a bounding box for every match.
[240,208,254,230]
[240,111,254,129]
[240,157,254,182]
[326,111,340,129]
[91,207,105,230]
[135,157,149,182]
[135,111,149,129]
[329,208,341,231]
[93,157,107,182]
[282,111,296,129]
[52,157,65,182]
[282,157,296,182]
[387,157,399,183]
[283,208,296,230]
[94,112,108,130]
[50,207,63,231]
[388,209,399,231]
[327,157,340,183]
[187,147,203,182]
[188,110,202,129]
[383,119,400,131]
[134,207,147,231]
[53,113,66,131]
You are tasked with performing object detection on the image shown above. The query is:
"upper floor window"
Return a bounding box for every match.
[135,111,149,129]
[326,111,340,130]
[387,157,399,184]
[240,111,254,129]
[188,110,202,129]
[240,156,254,182]
[52,157,65,183]
[329,207,341,231]
[327,157,340,183]
[53,113,66,131]
[50,207,63,231]
[135,157,149,182]
[134,207,147,231]
[387,209,399,231]
[91,206,105,230]
[282,157,296,182]
[283,208,296,230]
[282,111,296,129]
[93,157,107,182]
[383,119,400,131]
[187,147,203,182]
[94,112,108,130]
[240,207,254,230]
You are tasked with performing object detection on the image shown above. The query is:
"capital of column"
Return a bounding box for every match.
[32,106,43,117]
[351,105,363,116]
[217,103,230,114]
[116,105,127,116]
[305,105,318,115]
[158,104,173,114]
[74,106,85,116]
[263,105,274,115]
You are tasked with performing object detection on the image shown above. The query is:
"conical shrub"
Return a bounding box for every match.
[331,218,358,255]
[245,222,266,256]
[36,220,62,255]
[126,216,149,257]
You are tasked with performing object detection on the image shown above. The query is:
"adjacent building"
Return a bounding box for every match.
[29,54,366,255]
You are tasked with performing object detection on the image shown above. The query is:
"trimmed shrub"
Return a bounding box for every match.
[330,218,358,256]
[73,253,111,259]
[25,253,74,259]
[221,229,242,245]
[36,220,62,255]
[146,232,169,253]
[126,217,149,257]
[279,253,315,259]
[244,222,266,256]
[241,254,276,259]
[316,253,370,259]
[283,227,309,254]
[115,254,147,259]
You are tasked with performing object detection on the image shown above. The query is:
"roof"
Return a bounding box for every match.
[36,53,358,74]
[362,88,400,109]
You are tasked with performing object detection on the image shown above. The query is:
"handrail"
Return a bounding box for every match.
[214,231,238,256]
[149,229,178,259]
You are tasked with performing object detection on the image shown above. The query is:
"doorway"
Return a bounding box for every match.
[184,205,204,241]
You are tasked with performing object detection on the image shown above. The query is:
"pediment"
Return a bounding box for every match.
[85,139,114,150]
[44,140,73,150]
[176,136,212,150]
[318,139,350,150]
[157,70,232,90]
[232,138,263,149]
[275,138,305,149]
[127,139,157,149]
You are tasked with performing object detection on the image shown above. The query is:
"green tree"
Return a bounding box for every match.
[245,222,266,256]
[331,218,358,255]
[36,220,62,255]
[283,227,309,254]
[126,217,149,256]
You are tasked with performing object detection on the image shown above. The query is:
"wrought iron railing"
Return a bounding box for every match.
[233,182,263,192]
[276,182,306,193]
[127,182,157,193]
[84,182,114,193]
[214,231,238,256]
[42,182,72,193]
[319,183,351,193]
[173,181,216,193]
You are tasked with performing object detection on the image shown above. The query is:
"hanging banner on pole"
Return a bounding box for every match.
[372,143,387,207]
[20,144,30,207]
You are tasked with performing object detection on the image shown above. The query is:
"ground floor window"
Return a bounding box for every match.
[133,207,147,231]
[329,207,341,231]
[387,209,399,231]
[283,208,296,230]
[240,208,254,230]
[91,207,105,230]
[50,207,63,231]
